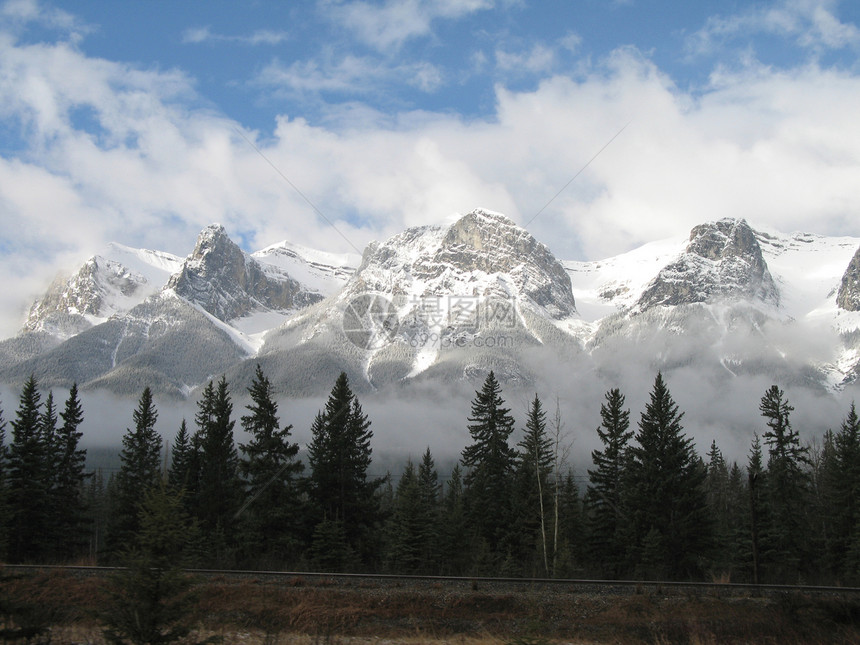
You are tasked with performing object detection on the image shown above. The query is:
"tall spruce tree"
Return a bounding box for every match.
[52,384,88,561]
[416,447,441,572]
[385,460,424,573]
[168,420,193,492]
[6,376,50,562]
[107,387,163,559]
[585,388,632,578]
[194,376,242,564]
[307,372,381,568]
[0,398,7,559]
[461,371,517,563]
[705,440,732,573]
[238,364,304,567]
[438,464,470,575]
[513,394,554,576]
[834,403,860,580]
[624,372,710,579]
[760,384,810,581]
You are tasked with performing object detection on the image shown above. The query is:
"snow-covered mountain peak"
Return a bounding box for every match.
[352,208,576,318]
[168,225,325,324]
[634,218,778,312]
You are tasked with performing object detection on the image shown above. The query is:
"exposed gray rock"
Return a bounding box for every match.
[167,224,324,322]
[25,256,148,338]
[837,245,860,311]
[636,218,778,311]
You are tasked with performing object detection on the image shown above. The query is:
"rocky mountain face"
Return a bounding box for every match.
[0,211,858,399]
[635,218,778,311]
[167,225,325,322]
[253,209,580,393]
[838,245,860,312]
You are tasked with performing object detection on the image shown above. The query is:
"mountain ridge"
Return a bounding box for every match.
[1,210,858,398]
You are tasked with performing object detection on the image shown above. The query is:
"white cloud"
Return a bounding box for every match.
[687,0,860,57]
[3,17,860,340]
[325,0,494,52]
[255,52,444,96]
[181,25,289,46]
[495,43,556,75]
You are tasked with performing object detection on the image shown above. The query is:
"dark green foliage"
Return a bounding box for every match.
[461,371,517,561]
[512,394,554,576]
[237,364,304,568]
[6,376,50,562]
[760,385,811,581]
[386,460,424,573]
[101,483,203,645]
[168,419,192,491]
[438,464,470,575]
[0,397,8,559]
[107,387,163,559]
[193,376,242,563]
[705,440,732,573]
[826,403,860,580]
[623,372,710,579]
[585,388,632,578]
[307,372,382,567]
[52,383,88,560]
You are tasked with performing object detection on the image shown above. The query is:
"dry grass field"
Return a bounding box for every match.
[3,568,860,644]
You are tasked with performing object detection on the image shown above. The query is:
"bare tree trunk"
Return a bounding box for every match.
[550,399,573,577]
[536,432,549,576]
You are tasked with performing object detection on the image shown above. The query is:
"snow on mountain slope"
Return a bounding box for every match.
[757,228,860,325]
[253,240,358,296]
[563,236,687,322]
[24,243,183,338]
[256,209,581,392]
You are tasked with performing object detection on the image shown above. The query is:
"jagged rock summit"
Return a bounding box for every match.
[355,208,576,317]
[167,225,325,323]
[838,245,860,312]
[24,244,183,340]
[636,218,778,312]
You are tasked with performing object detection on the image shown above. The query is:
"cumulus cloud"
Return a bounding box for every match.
[181,26,289,46]
[2,3,860,341]
[325,0,495,53]
[686,0,860,58]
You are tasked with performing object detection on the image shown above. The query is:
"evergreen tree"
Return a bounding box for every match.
[461,371,517,562]
[512,394,554,576]
[624,372,710,579]
[760,384,810,581]
[307,372,381,568]
[584,388,632,578]
[0,398,8,559]
[6,376,50,562]
[705,440,732,573]
[416,447,441,572]
[385,460,424,573]
[194,376,242,564]
[101,483,201,645]
[829,403,860,580]
[52,384,88,561]
[168,420,193,492]
[746,432,768,583]
[438,464,470,575]
[107,387,163,559]
[238,364,304,568]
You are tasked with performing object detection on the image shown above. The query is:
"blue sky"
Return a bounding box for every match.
[1,0,860,337]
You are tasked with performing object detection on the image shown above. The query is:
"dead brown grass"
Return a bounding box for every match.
[4,568,860,644]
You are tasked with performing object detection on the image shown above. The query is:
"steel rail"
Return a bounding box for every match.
[3,563,860,595]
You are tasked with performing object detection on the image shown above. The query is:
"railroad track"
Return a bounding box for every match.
[4,563,860,597]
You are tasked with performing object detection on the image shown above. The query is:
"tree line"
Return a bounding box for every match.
[0,367,858,584]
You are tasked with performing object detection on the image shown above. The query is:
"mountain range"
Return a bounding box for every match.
[2,209,859,404]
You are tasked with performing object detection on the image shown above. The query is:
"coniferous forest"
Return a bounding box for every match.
[1,366,859,586]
